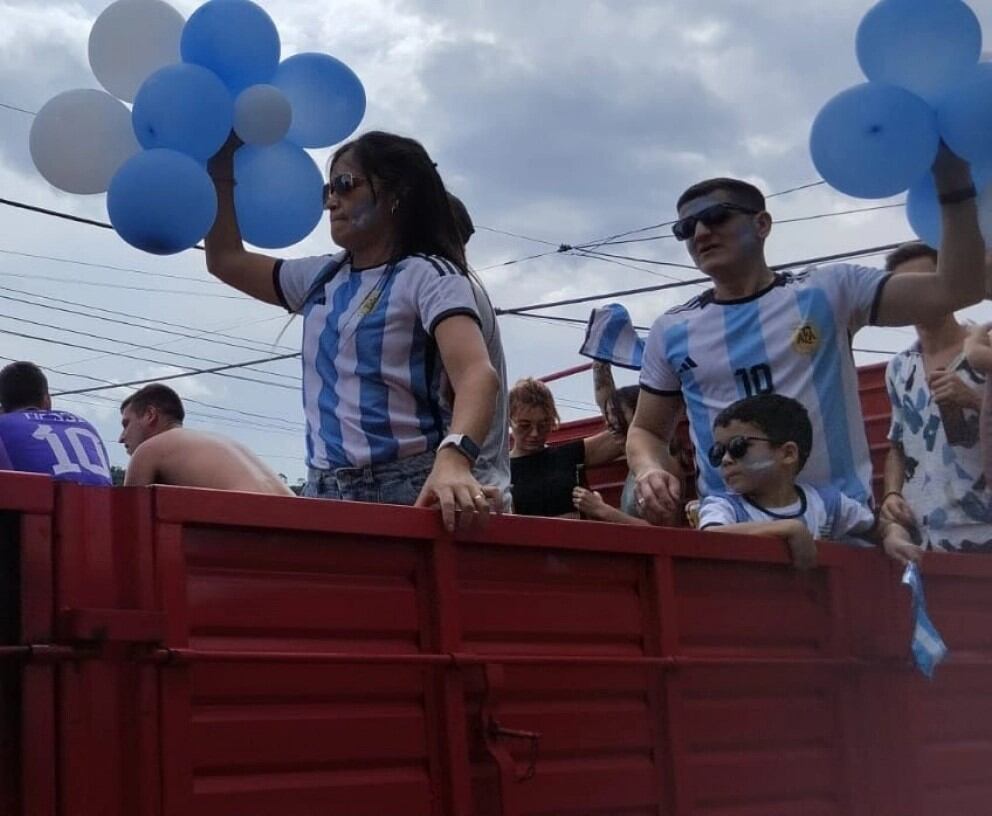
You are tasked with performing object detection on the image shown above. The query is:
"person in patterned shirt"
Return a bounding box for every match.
[882,243,992,553]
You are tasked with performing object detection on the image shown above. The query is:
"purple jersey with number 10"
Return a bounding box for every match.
[0,410,112,486]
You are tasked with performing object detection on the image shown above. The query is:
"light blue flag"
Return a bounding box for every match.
[579,303,645,370]
[901,563,948,680]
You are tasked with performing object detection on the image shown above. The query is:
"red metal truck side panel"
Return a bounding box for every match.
[1,406,991,816]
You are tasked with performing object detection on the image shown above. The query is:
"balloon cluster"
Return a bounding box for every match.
[808,0,991,247]
[30,0,366,255]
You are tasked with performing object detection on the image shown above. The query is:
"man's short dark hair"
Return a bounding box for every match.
[714,394,813,470]
[885,242,938,272]
[0,361,48,412]
[120,383,185,423]
[676,177,766,213]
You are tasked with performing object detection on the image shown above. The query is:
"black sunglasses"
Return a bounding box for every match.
[322,172,368,206]
[707,435,772,468]
[672,203,758,241]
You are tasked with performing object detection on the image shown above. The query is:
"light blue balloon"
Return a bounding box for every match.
[181,0,280,95]
[132,63,233,161]
[810,82,939,199]
[108,149,217,255]
[273,53,366,148]
[234,142,324,248]
[937,63,992,167]
[907,164,992,248]
[857,0,981,103]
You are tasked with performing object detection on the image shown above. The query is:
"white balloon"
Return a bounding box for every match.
[233,84,293,146]
[29,89,140,195]
[88,0,185,103]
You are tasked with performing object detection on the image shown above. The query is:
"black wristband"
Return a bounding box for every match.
[882,490,902,502]
[938,185,977,205]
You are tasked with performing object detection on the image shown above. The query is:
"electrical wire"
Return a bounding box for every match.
[504,311,899,357]
[0,294,299,381]
[0,247,223,285]
[0,283,296,353]
[0,310,300,386]
[495,241,905,316]
[0,325,300,394]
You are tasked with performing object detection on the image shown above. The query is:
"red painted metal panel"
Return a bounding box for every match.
[4,445,992,816]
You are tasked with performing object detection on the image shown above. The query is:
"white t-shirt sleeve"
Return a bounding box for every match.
[406,256,481,335]
[698,495,739,529]
[639,316,681,394]
[807,263,890,333]
[274,252,348,314]
[830,493,876,539]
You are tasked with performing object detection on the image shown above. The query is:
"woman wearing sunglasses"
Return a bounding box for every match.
[204,131,507,532]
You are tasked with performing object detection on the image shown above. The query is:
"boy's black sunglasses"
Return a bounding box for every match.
[707,435,772,468]
[672,203,758,241]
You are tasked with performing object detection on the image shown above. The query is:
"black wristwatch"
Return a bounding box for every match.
[438,433,481,464]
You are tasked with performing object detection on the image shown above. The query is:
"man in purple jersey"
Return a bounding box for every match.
[0,362,112,486]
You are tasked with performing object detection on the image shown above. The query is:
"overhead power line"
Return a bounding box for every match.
[0,283,296,354]
[495,241,905,316]
[51,350,301,396]
[0,102,35,115]
[0,310,299,387]
[0,197,207,253]
[0,268,243,299]
[504,312,898,357]
[0,325,300,393]
[0,292,298,381]
[0,247,222,286]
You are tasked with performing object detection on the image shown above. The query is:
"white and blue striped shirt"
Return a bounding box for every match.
[640,264,889,502]
[275,252,483,471]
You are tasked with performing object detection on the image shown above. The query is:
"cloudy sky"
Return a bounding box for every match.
[0,0,990,484]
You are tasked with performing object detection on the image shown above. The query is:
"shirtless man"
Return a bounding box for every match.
[119,383,294,496]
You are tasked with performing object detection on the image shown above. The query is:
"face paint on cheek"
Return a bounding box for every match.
[349,200,377,228]
[739,455,777,473]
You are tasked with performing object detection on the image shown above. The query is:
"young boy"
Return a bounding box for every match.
[697,394,921,569]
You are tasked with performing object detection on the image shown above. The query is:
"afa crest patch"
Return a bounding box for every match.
[792,322,819,355]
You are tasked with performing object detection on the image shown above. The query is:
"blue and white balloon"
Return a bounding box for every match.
[108,149,217,255]
[234,84,292,146]
[30,89,140,194]
[273,53,366,148]
[88,0,185,103]
[181,0,280,94]
[234,141,324,248]
[132,63,233,161]
[810,82,939,199]
[856,0,981,103]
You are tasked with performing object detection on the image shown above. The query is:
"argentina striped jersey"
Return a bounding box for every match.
[640,264,890,502]
[275,252,482,470]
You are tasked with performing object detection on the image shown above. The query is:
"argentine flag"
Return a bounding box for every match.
[902,563,948,680]
[580,304,645,370]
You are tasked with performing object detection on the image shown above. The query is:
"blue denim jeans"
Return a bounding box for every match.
[302,450,435,505]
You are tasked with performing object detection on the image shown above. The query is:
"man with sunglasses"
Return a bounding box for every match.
[627,146,986,523]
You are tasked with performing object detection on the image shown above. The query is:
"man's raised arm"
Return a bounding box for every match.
[875,147,985,326]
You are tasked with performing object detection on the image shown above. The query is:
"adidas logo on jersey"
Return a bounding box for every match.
[678,356,699,373]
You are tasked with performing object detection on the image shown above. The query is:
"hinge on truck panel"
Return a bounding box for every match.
[56,608,165,645]
[479,663,542,787]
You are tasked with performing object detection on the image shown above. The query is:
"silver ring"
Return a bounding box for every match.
[473,493,485,501]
